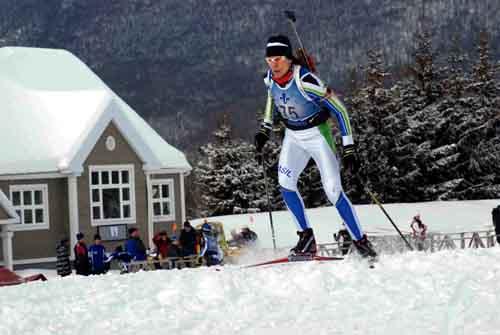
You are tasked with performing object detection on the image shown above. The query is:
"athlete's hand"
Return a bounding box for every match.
[342,144,360,174]
[254,125,270,154]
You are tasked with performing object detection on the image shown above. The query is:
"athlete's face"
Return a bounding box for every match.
[266,56,292,78]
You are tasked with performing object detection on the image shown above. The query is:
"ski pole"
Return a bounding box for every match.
[261,154,277,250]
[356,173,414,251]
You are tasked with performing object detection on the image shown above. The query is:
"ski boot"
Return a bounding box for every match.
[289,228,317,261]
[353,235,377,259]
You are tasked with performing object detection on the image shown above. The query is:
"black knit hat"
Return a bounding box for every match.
[266,35,293,59]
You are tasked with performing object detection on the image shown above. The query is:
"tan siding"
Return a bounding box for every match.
[0,178,69,260]
[78,121,148,250]
[150,173,183,235]
[0,206,8,220]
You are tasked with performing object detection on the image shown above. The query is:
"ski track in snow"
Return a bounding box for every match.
[2,248,500,335]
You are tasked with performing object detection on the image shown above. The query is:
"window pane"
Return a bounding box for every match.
[23,191,32,205]
[123,205,130,218]
[92,189,100,202]
[16,210,22,222]
[91,171,99,185]
[111,171,120,184]
[162,185,169,198]
[152,185,160,199]
[35,209,44,223]
[24,209,33,224]
[122,188,130,201]
[92,206,101,220]
[102,188,120,219]
[153,202,161,216]
[162,201,170,216]
[101,171,110,185]
[12,192,21,206]
[34,190,43,205]
[121,171,129,184]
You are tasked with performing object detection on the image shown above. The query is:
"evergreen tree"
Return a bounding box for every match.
[468,31,499,100]
[194,116,267,216]
[410,29,441,104]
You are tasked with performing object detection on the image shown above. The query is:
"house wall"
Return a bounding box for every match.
[77,121,148,250]
[0,206,8,220]
[0,178,69,260]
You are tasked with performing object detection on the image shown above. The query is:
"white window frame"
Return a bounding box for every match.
[9,184,50,231]
[89,164,136,226]
[150,179,175,222]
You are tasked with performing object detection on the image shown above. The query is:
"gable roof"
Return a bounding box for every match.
[0,47,191,175]
[0,190,20,225]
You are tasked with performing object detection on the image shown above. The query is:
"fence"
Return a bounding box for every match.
[317,230,499,256]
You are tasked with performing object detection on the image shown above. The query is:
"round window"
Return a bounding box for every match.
[105,136,116,151]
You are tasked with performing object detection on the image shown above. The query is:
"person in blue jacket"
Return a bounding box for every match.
[255,35,377,259]
[124,227,147,261]
[200,223,223,266]
[88,234,107,274]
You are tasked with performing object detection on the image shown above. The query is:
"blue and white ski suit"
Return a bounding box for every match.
[262,65,364,241]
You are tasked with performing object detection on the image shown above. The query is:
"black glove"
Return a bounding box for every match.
[254,125,271,154]
[342,144,360,174]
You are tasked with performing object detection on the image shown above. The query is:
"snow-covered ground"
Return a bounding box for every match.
[2,248,500,335]
[2,200,500,335]
[192,199,500,249]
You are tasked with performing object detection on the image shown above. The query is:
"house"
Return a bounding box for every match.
[0,47,192,267]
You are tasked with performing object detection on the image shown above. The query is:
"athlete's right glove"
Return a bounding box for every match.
[254,124,271,154]
[342,144,360,174]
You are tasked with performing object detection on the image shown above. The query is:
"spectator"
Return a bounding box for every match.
[334,223,352,255]
[200,223,223,266]
[56,238,71,277]
[152,231,170,259]
[88,234,107,275]
[410,214,427,251]
[179,221,197,256]
[73,232,90,276]
[125,228,147,261]
[167,235,181,258]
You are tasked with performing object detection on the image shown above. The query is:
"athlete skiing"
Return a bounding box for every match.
[255,35,377,259]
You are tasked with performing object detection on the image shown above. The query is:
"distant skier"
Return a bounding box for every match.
[255,35,376,258]
[410,214,427,251]
[334,223,352,255]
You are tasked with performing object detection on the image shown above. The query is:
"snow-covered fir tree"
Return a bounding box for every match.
[194,116,276,216]
[347,29,500,203]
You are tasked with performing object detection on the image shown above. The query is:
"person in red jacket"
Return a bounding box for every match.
[152,231,170,259]
[73,232,90,276]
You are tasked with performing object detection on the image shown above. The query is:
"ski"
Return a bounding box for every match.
[245,254,344,268]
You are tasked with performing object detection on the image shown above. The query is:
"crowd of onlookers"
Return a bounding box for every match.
[55,220,246,277]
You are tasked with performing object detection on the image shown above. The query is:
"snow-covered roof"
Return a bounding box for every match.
[0,190,19,224]
[0,47,191,175]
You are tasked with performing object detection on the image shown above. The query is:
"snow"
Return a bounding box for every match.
[2,200,500,335]
[2,249,500,335]
[192,199,500,249]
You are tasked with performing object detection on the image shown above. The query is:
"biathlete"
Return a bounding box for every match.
[255,35,377,259]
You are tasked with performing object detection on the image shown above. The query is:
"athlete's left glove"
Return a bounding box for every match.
[342,144,360,174]
[254,123,271,154]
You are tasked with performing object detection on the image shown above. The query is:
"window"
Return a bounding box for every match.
[10,184,49,230]
[151,179,175,222]
[89,165,136,225]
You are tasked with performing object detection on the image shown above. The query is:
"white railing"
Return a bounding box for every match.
[317,230,499,256]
